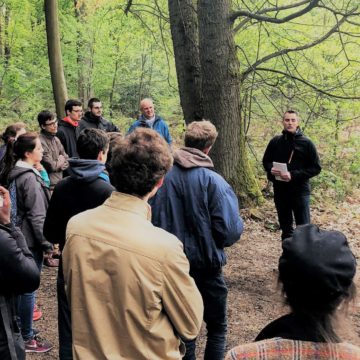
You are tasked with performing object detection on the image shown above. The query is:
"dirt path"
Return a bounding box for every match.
[29,195,360,359]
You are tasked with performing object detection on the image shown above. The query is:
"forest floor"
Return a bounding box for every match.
[29,190,360,359]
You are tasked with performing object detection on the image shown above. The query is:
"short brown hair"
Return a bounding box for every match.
[184,120,218,150]
[110,128,173,197]
[283,110,299,119]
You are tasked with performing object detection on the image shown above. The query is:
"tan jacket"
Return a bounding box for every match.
[63,192,203,360]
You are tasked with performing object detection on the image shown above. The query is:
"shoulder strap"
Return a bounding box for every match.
[8,180,20,226]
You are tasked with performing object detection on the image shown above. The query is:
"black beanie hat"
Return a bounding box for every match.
[279,224,356,302]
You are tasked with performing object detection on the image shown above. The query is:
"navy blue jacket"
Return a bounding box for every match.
[128,115,172,144]
[151,147,243,270]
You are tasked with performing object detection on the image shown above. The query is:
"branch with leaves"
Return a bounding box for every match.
[254,67,360,100]
[240,13,350,81]
[230,0,320,24]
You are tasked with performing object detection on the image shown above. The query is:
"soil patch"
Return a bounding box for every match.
[29,195,360,359]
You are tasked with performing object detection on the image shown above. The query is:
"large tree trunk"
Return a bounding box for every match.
[197,0,262,205]
[168,0,203,123]
[44,0,68,118]
[74,0,86,104]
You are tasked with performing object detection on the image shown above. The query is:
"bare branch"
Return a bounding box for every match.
[124,0,132,15]
[241,14,348,80]
[230,0,320,24]
[255,67,360,99]
[233,0,311,32]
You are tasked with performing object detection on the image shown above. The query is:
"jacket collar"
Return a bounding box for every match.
[104,192,151,221]
[83,111,104,125]
[62,116,79,127]
[138,114,161,125]
[40,129,56,138]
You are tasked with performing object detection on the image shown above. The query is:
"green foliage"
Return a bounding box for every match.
[0,0,359,200]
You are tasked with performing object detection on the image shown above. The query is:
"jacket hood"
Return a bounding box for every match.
[174,147,214,169]
[8,166,35,182]
[68,158,107,182]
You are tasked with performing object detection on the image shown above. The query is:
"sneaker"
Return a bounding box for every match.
[33,305,42,321]
[25,336,53,353]
[44,257,59,267]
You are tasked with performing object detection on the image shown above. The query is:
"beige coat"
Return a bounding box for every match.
[63,192,203,360]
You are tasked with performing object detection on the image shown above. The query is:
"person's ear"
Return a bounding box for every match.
[156,177,164,189]
[97,150,104,162]
[203,146,212,155]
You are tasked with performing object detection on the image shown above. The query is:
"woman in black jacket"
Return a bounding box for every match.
[0,186,40,360]
[0,133,53,353]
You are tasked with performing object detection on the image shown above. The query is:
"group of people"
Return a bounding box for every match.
[0,101,358,360]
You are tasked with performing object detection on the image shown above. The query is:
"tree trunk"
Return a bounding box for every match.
[168,0,203,123]
[197,0,262,205]
[44,0,68,118]
[109,49,120,117]
[4,5,10,67]
[74,0,86,104]
[0,6,3,57]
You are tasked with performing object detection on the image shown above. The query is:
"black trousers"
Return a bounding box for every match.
[57,272,72,360]
[183,268,228,360]
[274,189,310,240]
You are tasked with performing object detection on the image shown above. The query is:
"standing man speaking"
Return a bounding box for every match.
[263,110,321,240]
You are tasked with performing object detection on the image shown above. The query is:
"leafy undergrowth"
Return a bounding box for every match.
[29,191,360,359]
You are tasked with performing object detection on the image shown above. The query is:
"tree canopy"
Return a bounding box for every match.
[0,0,358,201]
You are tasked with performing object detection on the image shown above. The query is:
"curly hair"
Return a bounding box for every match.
[184,120,218,150]
[110,128,173,197]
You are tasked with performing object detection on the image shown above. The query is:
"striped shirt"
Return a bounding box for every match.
[226,338,360,360]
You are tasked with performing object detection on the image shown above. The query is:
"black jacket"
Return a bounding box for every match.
[0,224,40,360]
[44,159,114,276]
[57,120,78,158]
[262,129,321,195]
[256,313,326,342]
[77,112,119,136]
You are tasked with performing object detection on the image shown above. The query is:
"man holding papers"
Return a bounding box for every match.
[263,110,321,240]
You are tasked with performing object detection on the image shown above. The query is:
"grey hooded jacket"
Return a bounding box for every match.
[8,166,52,251]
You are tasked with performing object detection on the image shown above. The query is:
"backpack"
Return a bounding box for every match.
[8,180,21,227]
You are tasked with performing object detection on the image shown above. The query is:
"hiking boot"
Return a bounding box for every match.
[33,305,42,321]
[24,336,53,353]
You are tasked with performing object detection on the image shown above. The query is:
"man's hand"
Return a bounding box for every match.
[0,186,11,225]
[271,167,282,176]
[280,171,291,182]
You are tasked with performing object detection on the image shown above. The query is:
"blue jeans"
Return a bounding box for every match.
[183,269,228,360]
[57,266,73,360]
[274,190,310,240]
[18,248,43,341]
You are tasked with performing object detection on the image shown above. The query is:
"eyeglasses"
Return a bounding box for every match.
[44,120,58,127]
